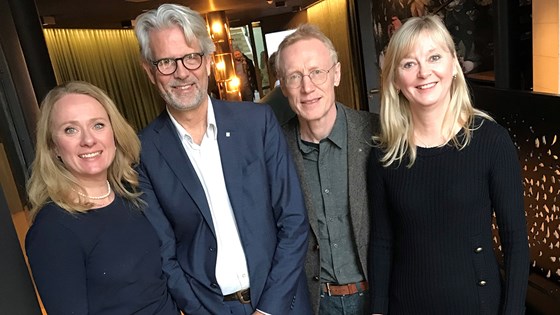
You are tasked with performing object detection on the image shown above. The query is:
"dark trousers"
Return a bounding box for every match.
[319,289,369,315]
[224,300,254,314]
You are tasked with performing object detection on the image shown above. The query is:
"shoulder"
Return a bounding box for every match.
[469,116,517,158]
[472,116,511,143]
[340,104,380,129]
[31,203,75,228]
[138,110,168,139]
[213,98,268,113]
[213,99,274,129]
[26,204,79,250]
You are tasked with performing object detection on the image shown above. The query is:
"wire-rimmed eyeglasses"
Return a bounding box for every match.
[151,52,205,75]
[283,63,338,89]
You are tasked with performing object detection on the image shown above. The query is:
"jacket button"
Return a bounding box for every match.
[211,283,218,288]
[474,247,483,253]
[478,280,487,286]
[313,276,320,281]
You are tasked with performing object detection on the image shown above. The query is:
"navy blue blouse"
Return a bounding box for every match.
[26,196,179,315]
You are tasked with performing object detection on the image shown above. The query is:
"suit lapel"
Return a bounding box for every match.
[285,120,320,239]
[152,112,216,236]
[344,106,372,264]
[213,101,243,216]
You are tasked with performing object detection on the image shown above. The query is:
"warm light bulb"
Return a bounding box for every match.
[216,60,225,71]
[230,77,240,89]
[211,21,223,34]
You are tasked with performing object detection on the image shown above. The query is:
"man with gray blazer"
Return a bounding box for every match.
[276,24,379,315]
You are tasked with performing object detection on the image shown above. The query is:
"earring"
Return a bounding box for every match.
[453,74,457,80]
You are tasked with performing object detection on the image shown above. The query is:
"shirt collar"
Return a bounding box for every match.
[297,103,346,152]
[167,96,218,141]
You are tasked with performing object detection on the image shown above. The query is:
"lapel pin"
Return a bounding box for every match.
[226,132,231,137]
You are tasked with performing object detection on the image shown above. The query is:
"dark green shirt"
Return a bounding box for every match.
[298,104,364,284]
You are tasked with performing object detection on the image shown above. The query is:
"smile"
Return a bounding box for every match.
[79,151,101,158]
[416,82,437,89]
[174,82,195,90]
[301,97,320,104]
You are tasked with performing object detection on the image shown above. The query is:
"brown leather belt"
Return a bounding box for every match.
[322,281,368,296]
[223,288,251,304]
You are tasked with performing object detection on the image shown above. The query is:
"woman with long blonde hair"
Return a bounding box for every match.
[25,81,179,314]
[368,15,529,314]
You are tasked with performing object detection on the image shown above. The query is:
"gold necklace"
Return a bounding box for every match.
[74,181,111,200]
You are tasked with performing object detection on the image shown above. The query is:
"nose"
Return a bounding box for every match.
[417,63,432,78]
[80,129,95,147]
[300,75,315,93]
[174,60,190,79]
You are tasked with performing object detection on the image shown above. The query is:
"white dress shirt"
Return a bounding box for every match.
[167,98,250,295]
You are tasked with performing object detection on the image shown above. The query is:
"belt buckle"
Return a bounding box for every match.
[236,290,251,304]
[326,283,332,296]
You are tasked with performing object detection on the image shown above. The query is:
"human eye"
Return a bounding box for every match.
[93,122,105,130]
[157,58,175,69]
[312,69,324,75]
[184,53,202,66]
[429,54,442,62]
[401,61,416,69]
[288,73,302,82]
[64,126,78,135]
[310,69,325,77]
[184,53,199,61]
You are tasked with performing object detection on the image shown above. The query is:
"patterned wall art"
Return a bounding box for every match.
[370,0,494,74]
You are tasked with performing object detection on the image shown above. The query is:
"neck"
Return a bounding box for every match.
[297,106,337,143]
[74,180,112,200]
[169,102,208,145]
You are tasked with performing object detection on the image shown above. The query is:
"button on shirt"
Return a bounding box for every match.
[168,98,250,295]
[298,104,364,284]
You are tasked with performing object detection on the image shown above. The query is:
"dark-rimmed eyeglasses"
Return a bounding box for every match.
[151,52,204,75]
[283,63,338,89]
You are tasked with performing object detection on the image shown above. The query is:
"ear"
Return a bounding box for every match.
[141,60,156,84]
[279,80,288,96]
[205,54,212,75]
[333,62,341,87]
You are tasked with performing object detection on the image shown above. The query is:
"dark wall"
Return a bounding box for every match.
[0,187,41,314]
[260,10,307,34]
[471,84,560,315]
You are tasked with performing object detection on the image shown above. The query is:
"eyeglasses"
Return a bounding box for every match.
[283,63,337,89]
[151,52,204,75]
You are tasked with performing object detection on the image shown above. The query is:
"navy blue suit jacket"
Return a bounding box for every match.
[138,99,311,314]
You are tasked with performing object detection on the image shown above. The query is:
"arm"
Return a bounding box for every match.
[255,107,309,313]
[138,162,209,314]
[489,129,530,314]
[367,149,393,315]
[25,218,89,314]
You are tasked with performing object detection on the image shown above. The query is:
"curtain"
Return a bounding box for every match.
[43,29,163,131]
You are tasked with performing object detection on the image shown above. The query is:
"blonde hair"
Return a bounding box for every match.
[377,15,491,167]
[27,81,143,220]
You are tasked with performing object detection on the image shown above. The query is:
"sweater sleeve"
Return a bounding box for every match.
[368,148,393,314]
[25,212,89,314]
[488,127,530,314]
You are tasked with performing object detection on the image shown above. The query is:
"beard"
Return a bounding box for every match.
[161,80,206,112]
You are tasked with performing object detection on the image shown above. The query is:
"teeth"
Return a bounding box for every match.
[417,82,436,89]
[79,151,100,158]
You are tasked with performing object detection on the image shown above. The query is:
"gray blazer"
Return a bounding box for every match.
[282,103,379,314]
